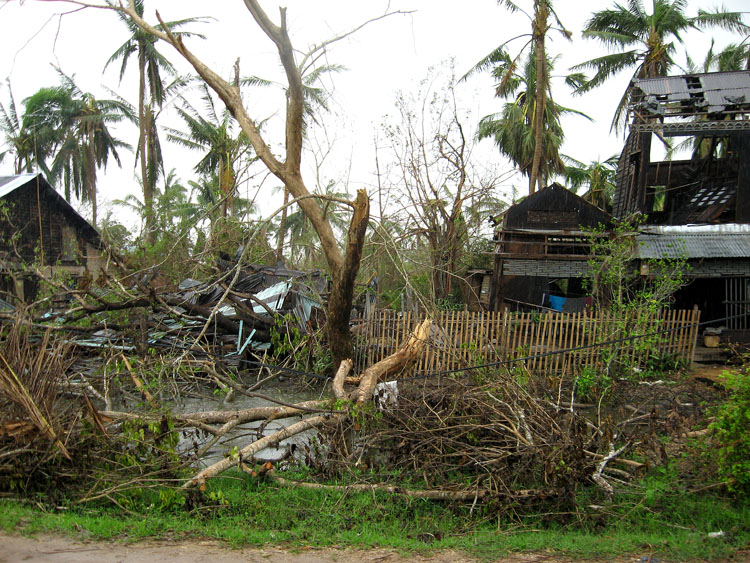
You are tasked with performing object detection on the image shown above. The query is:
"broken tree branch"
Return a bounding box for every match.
[184,413,339,489]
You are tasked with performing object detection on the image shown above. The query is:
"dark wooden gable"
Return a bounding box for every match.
[503,183,612,230]
[0,174,100,267]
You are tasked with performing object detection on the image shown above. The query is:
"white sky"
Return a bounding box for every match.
[0,0,748,229]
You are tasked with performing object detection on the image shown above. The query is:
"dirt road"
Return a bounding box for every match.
[0,532,565,563]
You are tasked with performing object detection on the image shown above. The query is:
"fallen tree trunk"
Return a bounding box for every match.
[260,469,559,501]
[353,319,432,404]
[101,400,329,426]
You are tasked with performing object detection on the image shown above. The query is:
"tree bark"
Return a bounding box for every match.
[353,319,431,404]
[332,358,353,400]
[119,1,369,364]
[263,470,557,501]
[101,400,328,426]
[276,185,289,262]
[528,0,548,195]
[183,413,337,489]
[327,190,369,368]
[138,46,156,246]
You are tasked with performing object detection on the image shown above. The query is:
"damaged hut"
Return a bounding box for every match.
[0,173,107,303]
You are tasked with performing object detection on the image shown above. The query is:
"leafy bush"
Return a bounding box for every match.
[575,366,611,402]
[707,369,750,492]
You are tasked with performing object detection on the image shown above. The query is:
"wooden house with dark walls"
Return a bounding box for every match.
[0,173,107,303]
[613,70,750,341]
[489,183,612,312]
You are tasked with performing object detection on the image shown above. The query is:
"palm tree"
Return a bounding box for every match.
[106,0,204,244]
[716,40,750,71]
[0,82,36,174]
[473,53,586,191]
[466,0,573,194]
[166,84,253,220]
[563,155,618,212]
[22,73,134,225]
[573,0,748,132]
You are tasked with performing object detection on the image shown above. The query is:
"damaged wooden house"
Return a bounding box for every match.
[488,183,612,312]
[0,173,107,303]
[487,70,750,342]
[617,70,750,340]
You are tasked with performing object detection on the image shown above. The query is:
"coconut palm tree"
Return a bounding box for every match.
[466,0,574,195]
[166,84,254,220]
[106,0,204,244]
[22,73,134,225]
[0,82,35,173]
[573,0,748,132]
[716,41,750,71]
[563,155,618,212]
[473,52,587,192]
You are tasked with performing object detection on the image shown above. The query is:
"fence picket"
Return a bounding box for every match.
[354,308,706,376]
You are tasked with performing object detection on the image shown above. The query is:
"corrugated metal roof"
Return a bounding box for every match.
[0,173,41,198]
[633,71,750,114]
[642,223,750,234]
[635,232,750,259]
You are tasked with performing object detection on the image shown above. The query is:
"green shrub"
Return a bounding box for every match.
[707,369,750,492]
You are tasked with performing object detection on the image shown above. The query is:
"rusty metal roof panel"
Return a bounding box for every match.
[635,232,750,259]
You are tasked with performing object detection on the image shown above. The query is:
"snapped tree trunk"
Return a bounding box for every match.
[327,189,369,368]
[115,0,371,367]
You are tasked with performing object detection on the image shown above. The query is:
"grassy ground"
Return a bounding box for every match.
[1,468,748,561]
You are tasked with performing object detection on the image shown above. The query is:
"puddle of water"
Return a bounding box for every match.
[173,383,329,467]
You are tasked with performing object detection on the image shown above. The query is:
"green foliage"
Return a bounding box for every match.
[585,219,689,377]
[3,469,750,560]
[575,366,611,402]
[270,313,302,358]
[706,369,750,493]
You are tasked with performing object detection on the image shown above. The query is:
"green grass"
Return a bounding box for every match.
[1,470,748,561]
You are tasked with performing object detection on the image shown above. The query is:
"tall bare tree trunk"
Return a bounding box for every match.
[138,47,156,245]
[276,185,289,262]
[528,0,548,195]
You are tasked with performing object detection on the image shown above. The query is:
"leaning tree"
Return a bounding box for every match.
[102,1,408,368]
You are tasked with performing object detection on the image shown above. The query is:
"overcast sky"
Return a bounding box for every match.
[1,0,747,228]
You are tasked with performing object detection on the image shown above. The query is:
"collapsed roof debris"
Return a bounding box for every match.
[68,262,326,358]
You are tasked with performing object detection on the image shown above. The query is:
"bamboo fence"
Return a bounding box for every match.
[353,308,701,376]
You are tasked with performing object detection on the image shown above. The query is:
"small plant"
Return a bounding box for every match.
[584,219,689,378]
[575,366,611,402]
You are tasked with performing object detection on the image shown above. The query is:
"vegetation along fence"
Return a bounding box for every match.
[354,309,701,376]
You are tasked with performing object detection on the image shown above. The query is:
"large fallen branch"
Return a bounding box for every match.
[100,400,329,426]
[261,469,558,501]
[181,319,433,488]
[353,319,432,404]
[183,414,337,489]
